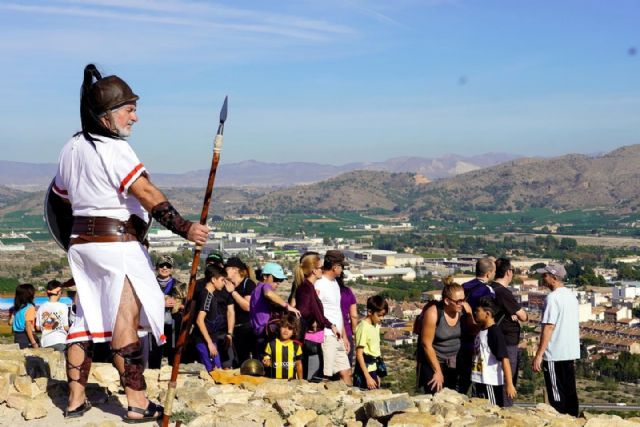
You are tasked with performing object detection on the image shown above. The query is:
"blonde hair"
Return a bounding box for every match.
[294,253,321,286]
[442,276,464,300]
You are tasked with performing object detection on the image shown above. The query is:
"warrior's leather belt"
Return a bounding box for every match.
[70,216,143,246]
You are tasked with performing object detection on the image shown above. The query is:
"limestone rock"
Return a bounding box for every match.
[432,387,468,406]
[0,359,23,375]
[5,393,29,411]
[288,409,318,427]
[24,348,67,380]
[308,414,333,427]
[367,419,384,427]
[212,390,252,405]
[472,415,508,427]
[253,381,293,400]
[178,387,211,411]
[295,392,340,414]
[0,374,11,403]
[91,364,120,384]
[22,399,48,420]
[274,398,299,417]
[585,416,640,427]
[388,412,445,426]
[14,375,35,397]
[34,377,48,393]
[159,364,173,381]
[144,369,160,383]
[430,401,465,420]
[363,393,414,418]
[346,421,364,427]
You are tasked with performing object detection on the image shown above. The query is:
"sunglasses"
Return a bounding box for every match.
[447,298,465,305]
[158,263,172,269]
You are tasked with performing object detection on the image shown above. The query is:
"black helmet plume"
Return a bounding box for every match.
[80,64,139,141]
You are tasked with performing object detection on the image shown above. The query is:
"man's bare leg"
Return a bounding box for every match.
[67,341,91,410]
[112,277,159,419]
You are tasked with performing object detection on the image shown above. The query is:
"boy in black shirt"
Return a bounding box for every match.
[194,264,236,374]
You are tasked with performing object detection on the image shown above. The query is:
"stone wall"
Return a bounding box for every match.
[0,343,638,426]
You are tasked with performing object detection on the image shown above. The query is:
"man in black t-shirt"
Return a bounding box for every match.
[489,258,528,407]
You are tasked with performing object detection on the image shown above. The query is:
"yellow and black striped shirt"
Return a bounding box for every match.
[264,338,302,379]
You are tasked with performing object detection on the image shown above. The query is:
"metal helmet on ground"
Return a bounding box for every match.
[240,357,265,377]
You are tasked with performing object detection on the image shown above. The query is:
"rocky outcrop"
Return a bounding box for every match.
[0,344,638,426]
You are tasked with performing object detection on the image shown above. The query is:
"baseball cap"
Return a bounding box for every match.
[156,255,174,268]
[225,257,247,270]
[324,250,349,266]
[262,263,287,280]
[535,263,567,280]
[206,250,225,266]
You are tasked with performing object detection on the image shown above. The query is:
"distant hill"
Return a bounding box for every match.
[245,144,640,217]
[408,145,640,216]
[0,153,517,190]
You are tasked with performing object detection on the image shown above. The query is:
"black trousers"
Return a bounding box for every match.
[543,360,579,417]
[417,360,458,394]
[456,345,474,395]
[473,382,505,407]
[233,323,256,367]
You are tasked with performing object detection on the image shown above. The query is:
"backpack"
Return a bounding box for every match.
[412,300,444,336]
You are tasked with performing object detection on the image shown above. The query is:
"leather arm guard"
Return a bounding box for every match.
[150,201,192,239]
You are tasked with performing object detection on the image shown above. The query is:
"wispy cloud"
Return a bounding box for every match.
[0,1,355,42]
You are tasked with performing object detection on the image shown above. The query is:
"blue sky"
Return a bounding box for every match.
[0,0,638,172]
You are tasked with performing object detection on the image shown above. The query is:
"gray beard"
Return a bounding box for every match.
[114,122,133,138]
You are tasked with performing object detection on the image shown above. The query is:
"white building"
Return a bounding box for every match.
[612,284,640,303]
[360,268,416,282]
[578,303,594,323]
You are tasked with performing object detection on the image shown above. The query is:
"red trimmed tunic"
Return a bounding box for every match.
[54,133,165,345]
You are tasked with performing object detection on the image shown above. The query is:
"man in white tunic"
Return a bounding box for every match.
[53,64,208,422]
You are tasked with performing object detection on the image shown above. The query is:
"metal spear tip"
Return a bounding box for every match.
[219,96,228,123]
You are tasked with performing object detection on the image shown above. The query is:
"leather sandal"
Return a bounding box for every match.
[64,400,92,418]
[123,400,164,424]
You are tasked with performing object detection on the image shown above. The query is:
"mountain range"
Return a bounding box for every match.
[2,146,640,219]
[0,153,517,190]
[247,145,640,217]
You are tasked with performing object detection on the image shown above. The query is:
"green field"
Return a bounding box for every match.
[415,208,640,237]
[211,212,386,238]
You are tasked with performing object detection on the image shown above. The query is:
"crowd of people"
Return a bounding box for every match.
[415,257,580,416]
[8,249,389,391]
[10,253,581,417]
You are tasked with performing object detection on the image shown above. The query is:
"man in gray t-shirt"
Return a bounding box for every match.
[532,263,580,417]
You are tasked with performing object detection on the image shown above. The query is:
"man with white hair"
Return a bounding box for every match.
[53,64,208,422]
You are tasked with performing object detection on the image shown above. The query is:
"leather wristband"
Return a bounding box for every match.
[150,201,192,239]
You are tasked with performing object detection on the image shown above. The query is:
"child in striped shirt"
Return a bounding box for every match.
[263,313,303,380]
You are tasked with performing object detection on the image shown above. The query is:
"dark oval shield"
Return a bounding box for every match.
[44,179,153,251]
[44,179,73,251]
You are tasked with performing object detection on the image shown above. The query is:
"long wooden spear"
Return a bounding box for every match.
[162,96,228,427]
